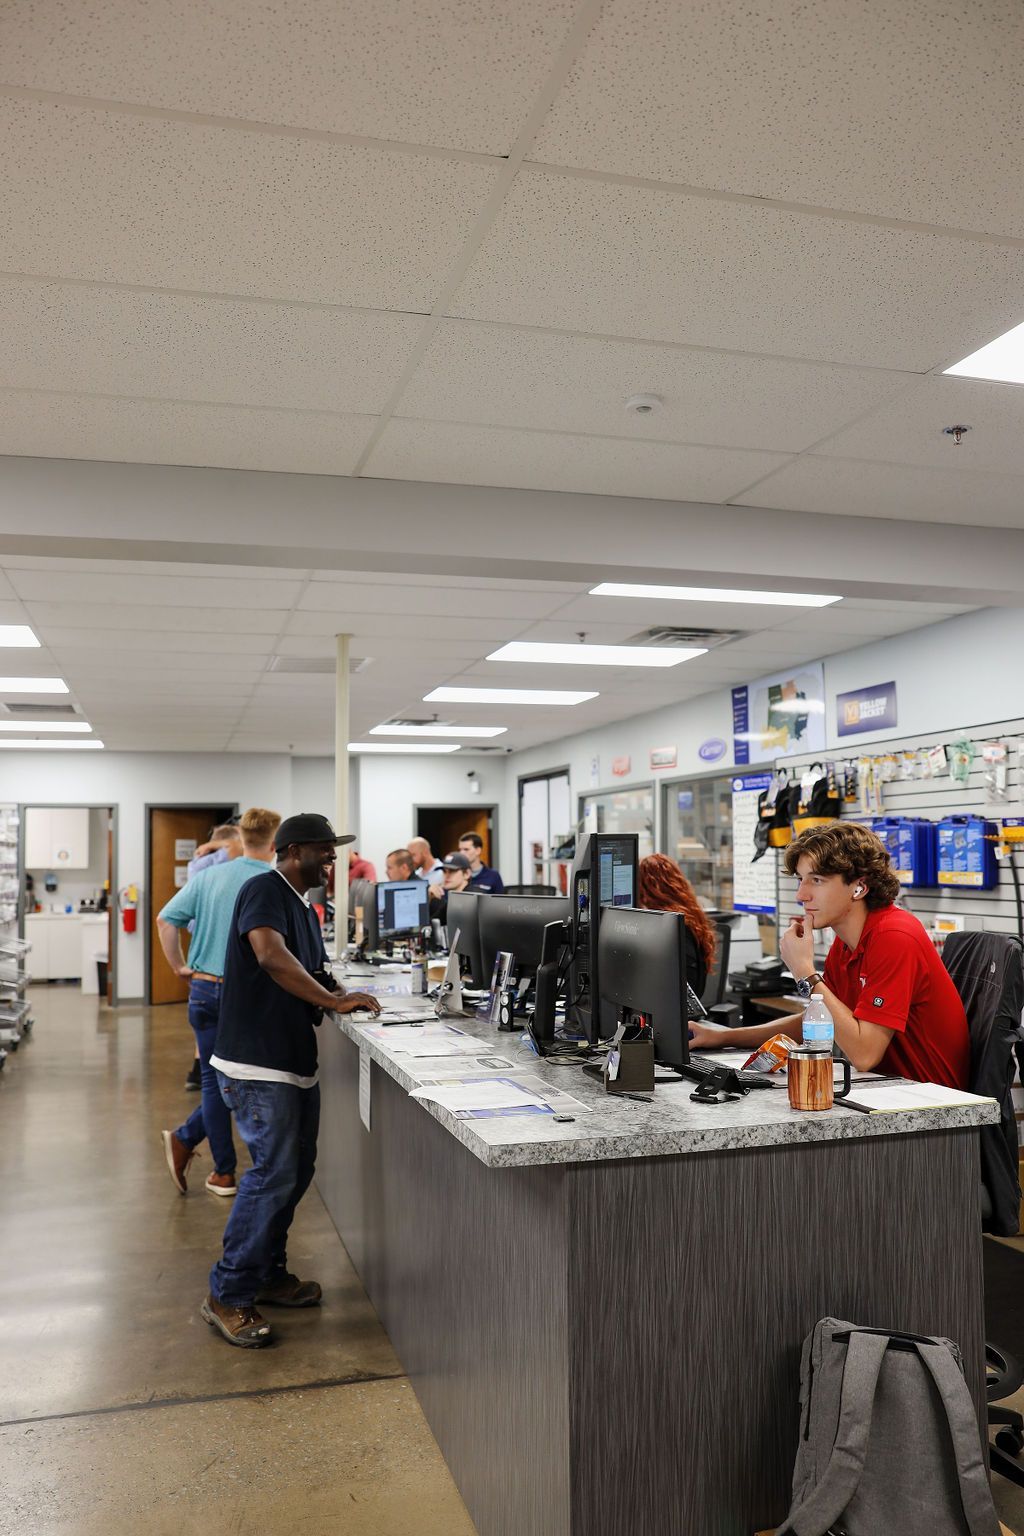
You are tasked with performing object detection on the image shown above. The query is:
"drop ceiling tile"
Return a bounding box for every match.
[286,611,517,642]
[272,634,487,663]
[9,568,302,609]
[734,455,1024,528]
[304,569,585,593]
[397,321,916,452]
[450,168,1024,370]
[0,0,578,156]
[531,0,1024,236]
[22,603,287,634]
[2,98,498,309]
[0,280,426,414]
[0,390,376,476]
[768,610,946,638]
[295,582,565,620]
[366,418,791,502]
[815,375,1024,475]
[0,554,314,580]
[40,628,275,656]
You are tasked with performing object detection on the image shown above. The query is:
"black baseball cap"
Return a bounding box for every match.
[274,813,355,852]
[441,852,472,873]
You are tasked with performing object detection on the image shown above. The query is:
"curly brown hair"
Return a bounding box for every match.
[783,821,900,909]
[637,854,717,972]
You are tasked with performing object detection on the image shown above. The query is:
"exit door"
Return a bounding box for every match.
[147,805,234,1005]
[414,805,497,868]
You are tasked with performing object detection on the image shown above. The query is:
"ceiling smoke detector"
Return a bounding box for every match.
[624,393,662,416]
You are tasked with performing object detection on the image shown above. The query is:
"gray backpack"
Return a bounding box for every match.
[776,1318,1001,1536]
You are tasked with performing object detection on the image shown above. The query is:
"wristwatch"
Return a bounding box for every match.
[794,971,824,1000]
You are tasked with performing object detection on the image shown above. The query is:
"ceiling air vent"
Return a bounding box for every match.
[626,626,746,651]
[267,655,373,675]
[0,701,81,717]
[385,717,456,729]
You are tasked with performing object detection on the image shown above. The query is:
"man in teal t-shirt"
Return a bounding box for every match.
[157,808,281,1198]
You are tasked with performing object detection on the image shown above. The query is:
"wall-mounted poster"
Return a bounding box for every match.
[732,662,826,765]
[649,745,677,770]
[731,773,778,914]
[836,681,897,737]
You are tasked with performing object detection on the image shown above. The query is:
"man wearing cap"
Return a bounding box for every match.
[201,814,381,1349]
[427,851,473,926]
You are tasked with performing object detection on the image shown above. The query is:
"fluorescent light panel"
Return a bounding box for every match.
[487,641,705,668]
[0,677,69,693]
[0,739,104,750]
[589,582,841,608]
[424,686,598,706]
[0,719,92,732]
[0,626,40,648]
[370,724,507,739]
[348,741,460,754]
[944,318,1024,384]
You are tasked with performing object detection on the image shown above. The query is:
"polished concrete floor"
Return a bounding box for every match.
[0,986,477,1536]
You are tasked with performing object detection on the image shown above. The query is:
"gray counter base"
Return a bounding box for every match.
[317,1022,986,1536]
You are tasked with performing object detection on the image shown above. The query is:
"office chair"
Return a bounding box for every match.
[701,920,732,1008]
[942,930,1024,1488]
[503,883,558,896]
[347,878,374,940]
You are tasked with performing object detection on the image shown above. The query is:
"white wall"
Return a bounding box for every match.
[356,752,507,874]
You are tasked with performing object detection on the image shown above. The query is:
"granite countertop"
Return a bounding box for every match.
[331,977,999,1170]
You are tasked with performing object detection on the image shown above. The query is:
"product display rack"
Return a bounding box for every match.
[0,803,32,1066]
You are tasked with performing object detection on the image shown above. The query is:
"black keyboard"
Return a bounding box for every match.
[673,1056,777,1089]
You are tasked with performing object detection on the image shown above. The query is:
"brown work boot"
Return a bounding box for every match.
[160,1129,196,1195]
[205,1171,237,1198]
[256,1272,322,1307]
[200,1294,272,1348]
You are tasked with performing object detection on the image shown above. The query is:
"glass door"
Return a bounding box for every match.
[518,769,572,892]
[661,773,735,910]
[578,784,655,859]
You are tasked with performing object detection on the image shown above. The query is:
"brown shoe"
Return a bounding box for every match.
[205,1171,237,1198]
[256,1272,322,1307]
[200,1294,272,1348]
[160,1129,196,1194]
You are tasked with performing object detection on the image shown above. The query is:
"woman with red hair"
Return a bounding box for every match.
[637,854,717,998]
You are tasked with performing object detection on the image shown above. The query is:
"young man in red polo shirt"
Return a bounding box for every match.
[689,821,970,1088]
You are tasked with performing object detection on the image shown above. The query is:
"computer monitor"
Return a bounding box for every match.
[478,894,571,984]
[445,890,487,987]
[597,906,691,1071]
[363,880,429,951]
[566,832,639,1042]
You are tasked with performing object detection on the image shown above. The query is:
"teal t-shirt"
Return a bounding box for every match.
[158,856,271,977]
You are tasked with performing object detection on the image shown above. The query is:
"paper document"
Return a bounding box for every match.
[410,1074,590,1118]
[842,1081,994,1114]
[359,1023,485,1057]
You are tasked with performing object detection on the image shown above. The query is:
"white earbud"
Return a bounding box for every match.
[854,885,865,898]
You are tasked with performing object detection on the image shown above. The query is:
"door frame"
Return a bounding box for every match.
[144,802,237,1006]
[19,802,120,1005]
[413,802,500,871]
[516,765,571,883]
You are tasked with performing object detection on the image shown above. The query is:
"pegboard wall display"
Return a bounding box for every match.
[768,718,1024,951]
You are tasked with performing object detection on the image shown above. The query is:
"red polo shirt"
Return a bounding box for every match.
[821,905,969,1089]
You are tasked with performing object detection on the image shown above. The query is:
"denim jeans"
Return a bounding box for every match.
[173,979,236,1176]
[209,1074,320,1307]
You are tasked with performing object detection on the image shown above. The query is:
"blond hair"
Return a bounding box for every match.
[239,807,281,847]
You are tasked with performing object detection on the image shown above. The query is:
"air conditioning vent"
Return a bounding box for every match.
[267,655,373,675]
[626,626,746,650]
[0,701,81,717]
[385,717,455,729]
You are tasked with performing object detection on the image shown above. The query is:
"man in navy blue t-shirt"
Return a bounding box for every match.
[201,813,380,1349]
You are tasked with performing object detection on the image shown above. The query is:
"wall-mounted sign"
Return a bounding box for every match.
[677,790,695,811]
[731,773,778,914]
[836,681,897,738]
[611,755,631,777]
[650,745,677,770]
[698,737,727,763]
[174,838,197,861]
[732,663,826,765]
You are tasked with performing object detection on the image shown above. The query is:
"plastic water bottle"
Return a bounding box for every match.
[802,995,835,1053]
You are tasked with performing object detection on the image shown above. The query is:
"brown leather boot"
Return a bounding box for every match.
[160,1129,195,1194]
[200,1294,272,1347]
[204,1171,237,1197]
[256,1272,322,1307]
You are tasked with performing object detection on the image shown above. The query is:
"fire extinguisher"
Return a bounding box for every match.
[118,884,139,934]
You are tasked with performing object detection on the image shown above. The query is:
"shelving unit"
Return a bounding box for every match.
[0,803,32,1066]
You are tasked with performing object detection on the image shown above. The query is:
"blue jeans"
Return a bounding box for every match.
[209,1074,320,1307]
[173,980,236,1176]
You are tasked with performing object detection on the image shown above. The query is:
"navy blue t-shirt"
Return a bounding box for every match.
[213,870,328,1080]
[470,865,505,894]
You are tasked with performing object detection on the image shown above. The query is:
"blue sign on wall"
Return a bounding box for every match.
[731,686,750,765]
[698,737,727,763]
[837,681,898,737]
[677,791,694,811]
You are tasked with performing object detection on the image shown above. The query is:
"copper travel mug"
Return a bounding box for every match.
[787,1047,852,1112]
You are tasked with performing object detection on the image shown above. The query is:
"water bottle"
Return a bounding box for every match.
[802,995,834,1053]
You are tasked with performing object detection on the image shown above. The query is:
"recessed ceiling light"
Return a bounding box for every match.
[0,738,104,750]
[590,583,841,607]
[945,318,1024,384]
[486,641,705,668]
[348,741,461,754]
[425,686,598,706]
[369,724,507,739]
[0,719,92,732]
[0,677,69,693]
[0,626,40,648]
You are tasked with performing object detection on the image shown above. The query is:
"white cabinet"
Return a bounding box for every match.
[25,807,90,870]
[25,914,83,981]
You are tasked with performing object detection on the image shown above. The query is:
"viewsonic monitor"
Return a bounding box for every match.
[445,890,487,987]
[597,906,691,1070]
[566,832,639,1042]
[364,880,429,950]
[478,894,571,983]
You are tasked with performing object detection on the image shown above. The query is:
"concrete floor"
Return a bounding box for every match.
[0,986,477,1536]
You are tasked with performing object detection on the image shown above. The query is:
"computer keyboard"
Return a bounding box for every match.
[673,1056,777,1089]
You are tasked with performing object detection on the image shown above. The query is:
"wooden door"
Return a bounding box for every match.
[417,806,493,867]
[148,806,232,1004]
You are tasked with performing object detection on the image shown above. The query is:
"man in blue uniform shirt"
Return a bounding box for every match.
[458,831,504,893]
[201,814,380,1349]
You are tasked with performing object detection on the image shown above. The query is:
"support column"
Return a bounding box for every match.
[335,633,351,959]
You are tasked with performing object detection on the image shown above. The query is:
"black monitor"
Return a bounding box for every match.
[446,889,487,987]
[364,880,429,950]
[566,832,639,1042]
[597,906,691,1070]
[478,894,571,983]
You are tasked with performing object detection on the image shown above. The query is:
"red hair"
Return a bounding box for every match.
[637,854,717,974]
